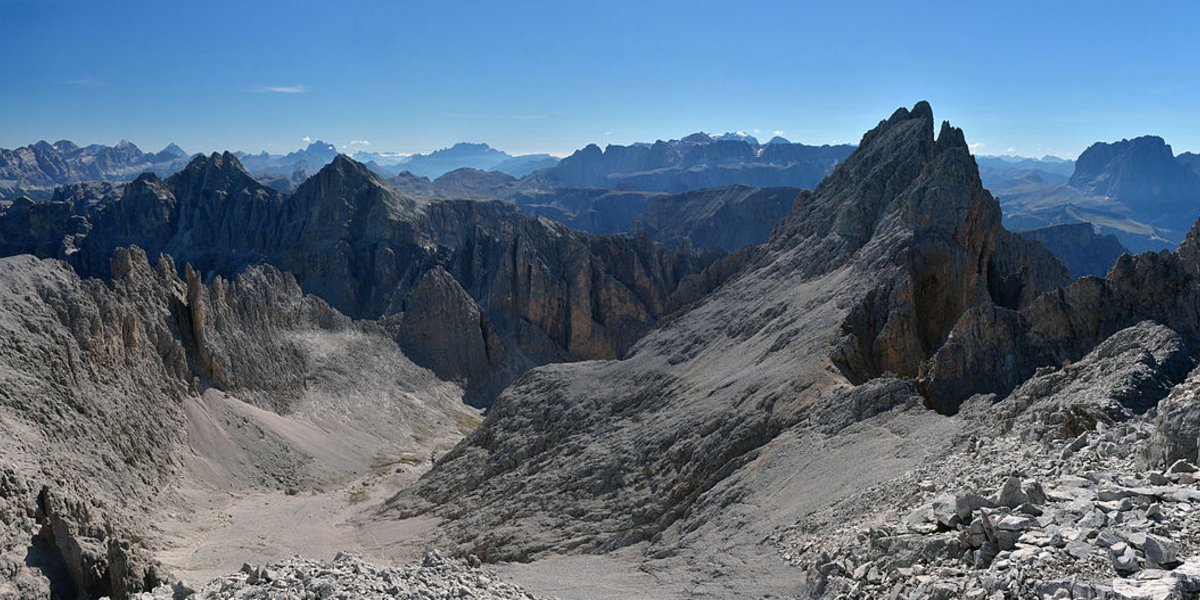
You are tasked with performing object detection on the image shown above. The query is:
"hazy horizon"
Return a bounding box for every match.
[3,0,1199,159]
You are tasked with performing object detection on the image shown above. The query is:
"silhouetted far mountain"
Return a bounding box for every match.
[538,136,855,192]
[989,138,1200,252]
[1069,136,1200,214]
[1017,222,1129,278]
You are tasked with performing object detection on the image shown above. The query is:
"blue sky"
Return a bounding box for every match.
[2,0,1197,158]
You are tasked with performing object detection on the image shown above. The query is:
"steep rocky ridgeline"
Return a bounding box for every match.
[0,247,475,598]
[0,153,708,406]
[387,103,1073,566]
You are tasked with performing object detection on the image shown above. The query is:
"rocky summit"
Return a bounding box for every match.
[5,101,1200,600]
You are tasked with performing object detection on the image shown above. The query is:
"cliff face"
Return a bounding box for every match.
[629,185,802,251]
[391,102,1072,560]
[919,225,1200,413]
[0,153,705,406]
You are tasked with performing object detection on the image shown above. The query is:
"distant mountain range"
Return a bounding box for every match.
[0,132,855,200]
[8,132,1200,256]
[239,141,560,187]
[0,139,193,197]
[990,136,1200,251]
[534,132,855,192]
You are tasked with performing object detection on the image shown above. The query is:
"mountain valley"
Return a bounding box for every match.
[4,102,1200,600]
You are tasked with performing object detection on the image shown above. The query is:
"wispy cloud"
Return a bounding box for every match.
[1005,146,1017,154]
[445,112,547,121]
[969,142,986,151]
[58,76,104,86]
[349,139,370,146]
[302,136,313,143]
[251,85,307,94]
[773,130,786,136]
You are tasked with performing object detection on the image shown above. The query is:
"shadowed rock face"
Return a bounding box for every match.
[629,185,802,252]
[920,225,1200,412]
[389,102,1072,561]
[541,137,854,192]
[1069,136,1200,215]
[0,153,706,405]
[1018,222,1129,278]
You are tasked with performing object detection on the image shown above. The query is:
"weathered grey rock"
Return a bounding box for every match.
[997,475,1028,508]
[0,250,477,596]
[124,552,542,600]
[1149,371,1200,468]
[1144,535,1180,569]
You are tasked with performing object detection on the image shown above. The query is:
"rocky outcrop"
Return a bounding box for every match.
[779,322,1200,599]
[1020,222,1130,278]
[384,267,510,407]
[0,196,91,259]
[920,246,1200,413]
[1149,367,1200,468]
[129,551,542,600]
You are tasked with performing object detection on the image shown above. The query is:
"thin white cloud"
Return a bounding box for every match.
[302,136,313,143]
[252,85,307,94]
[349,140,370,146]
[58,76,103,86]
[445,112,547,120]
[969,142,986,150]
[1005,147,1017,154]
[773,130,786,136]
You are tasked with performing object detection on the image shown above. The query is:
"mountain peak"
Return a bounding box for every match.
[178,151,250,178]
[936,120,968,152]
[160,143,188,158]
[317,154,383,185]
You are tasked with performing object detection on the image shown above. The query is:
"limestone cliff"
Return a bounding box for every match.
[0,153,707,405]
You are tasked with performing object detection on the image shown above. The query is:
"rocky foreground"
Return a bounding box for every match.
[125,552,542,600]
[780,323,1200,599]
